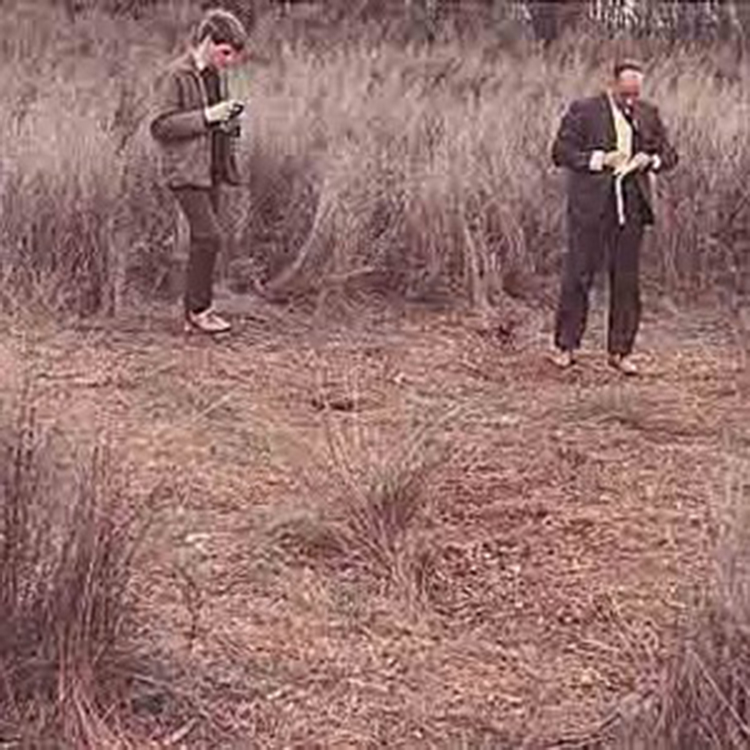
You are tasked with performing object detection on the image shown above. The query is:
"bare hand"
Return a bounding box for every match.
[602,151,629,170]
[630,152,655,172]
[204,99,243,125]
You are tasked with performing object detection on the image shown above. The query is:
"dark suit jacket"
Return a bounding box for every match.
[552,93,678,227]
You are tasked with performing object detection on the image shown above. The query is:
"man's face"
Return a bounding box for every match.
[208,41,242,70]
[614,70,644,109]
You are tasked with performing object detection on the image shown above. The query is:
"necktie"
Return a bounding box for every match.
[622,104,641,151]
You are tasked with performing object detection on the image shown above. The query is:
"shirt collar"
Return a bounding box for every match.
[191,49,209,72]
[609,92,637,120]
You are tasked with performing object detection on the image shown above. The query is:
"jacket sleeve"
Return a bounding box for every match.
[551,101,600,173]
[149,70,208,143]
[648,105,678,173]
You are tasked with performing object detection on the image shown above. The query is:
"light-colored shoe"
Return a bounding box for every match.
[550,349,576,370]
[608,353,638,376]
[184,308,232,335]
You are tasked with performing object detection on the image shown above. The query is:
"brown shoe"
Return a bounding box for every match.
[550,349,576,370]
[184,308,232,335]
[608,353,638,376]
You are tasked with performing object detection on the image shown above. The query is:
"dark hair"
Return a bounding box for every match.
[614,59,644,78]
[193,8,248,51]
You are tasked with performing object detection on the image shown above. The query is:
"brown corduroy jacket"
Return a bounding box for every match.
[149,53,241,188]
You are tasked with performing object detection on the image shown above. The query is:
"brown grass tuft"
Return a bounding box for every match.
[328,420,445,604]
[640,467,750,749]
[567,462,750,749]
[0,396,149,748]
[271,403,459,615]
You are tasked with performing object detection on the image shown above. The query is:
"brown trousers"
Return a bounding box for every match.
[555,187,646,357]
[172,185,223,315]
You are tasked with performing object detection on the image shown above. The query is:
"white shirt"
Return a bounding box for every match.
[589,95,661,173]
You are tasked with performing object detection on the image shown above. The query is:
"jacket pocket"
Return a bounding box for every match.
[162,134,212,187]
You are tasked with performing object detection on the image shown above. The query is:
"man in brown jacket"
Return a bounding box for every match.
[150,8,249,334]
[551,59,678,374]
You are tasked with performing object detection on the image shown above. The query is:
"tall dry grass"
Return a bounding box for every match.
[0,396,149,748]
[1,0,748,316]
[640,465,750,749]
[558,461,750,749]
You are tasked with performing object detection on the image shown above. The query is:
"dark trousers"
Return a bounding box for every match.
[171,185,223,315]
[554,196,645,357]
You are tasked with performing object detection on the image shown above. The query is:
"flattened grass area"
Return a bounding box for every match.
[2,297,746,746]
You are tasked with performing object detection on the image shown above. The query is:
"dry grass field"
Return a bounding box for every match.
[3,294,750,747]
[3,1,750,747]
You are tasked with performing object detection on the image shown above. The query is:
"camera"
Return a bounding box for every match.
[219,101,244,138]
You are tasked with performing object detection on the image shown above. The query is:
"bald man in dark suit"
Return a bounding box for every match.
[550,59,678,375]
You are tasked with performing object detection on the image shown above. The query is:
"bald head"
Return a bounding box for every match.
[612,60,645,109]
